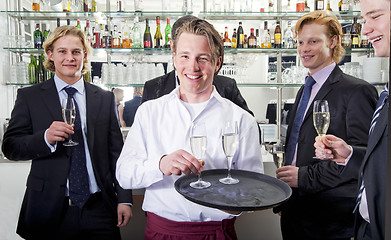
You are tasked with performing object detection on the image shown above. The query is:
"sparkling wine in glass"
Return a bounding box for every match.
[273,142,285,168]
[219,121,240,185]
[313,100,330,159]
[189,122,211,189]
[61,98,79,146]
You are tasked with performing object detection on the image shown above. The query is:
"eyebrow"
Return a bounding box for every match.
[362,8,384,18]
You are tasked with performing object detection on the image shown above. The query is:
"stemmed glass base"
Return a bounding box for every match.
[63,140,79,147]
[190,178,211,189]
[219,172,239,185]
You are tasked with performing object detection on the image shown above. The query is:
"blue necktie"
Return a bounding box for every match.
[369,84,388,136]
[285,76,316,165]
[64,87,90,208]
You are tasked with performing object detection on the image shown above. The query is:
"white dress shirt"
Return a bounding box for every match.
[116,87,264,222]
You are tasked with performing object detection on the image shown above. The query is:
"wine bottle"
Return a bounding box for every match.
[237,22,244,48]
[154,16,163,48]
[231,28,237,48]
[274,21,282,48]
[37,54,45,83]
[91,0,96,11]
[33,24,43,48]
[223,27,232,48]
[164,18,172,48]
[248,28,256,48]
[83,0,89,12]
[76,19,81,29]
[28,55,37,84]
[144,19,152,48]
[350,17,360,48]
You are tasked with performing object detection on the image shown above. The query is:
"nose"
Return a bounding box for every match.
[361,20,373,36]
[65,52,75,61]
[189,58,200,71]
[298,42,310,53]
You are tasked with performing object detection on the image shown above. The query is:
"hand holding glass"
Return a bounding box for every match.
[273,143,285,168]
[189,122,211,189]
[219,121,240,185]
[61,98,79,146]
[313,100,331,159]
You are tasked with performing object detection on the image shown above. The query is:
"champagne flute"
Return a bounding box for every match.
[219,121,240,185]
[313,100,331,159]
[273,142,285,168]
[189,122,211,189]
[61,98,79,146]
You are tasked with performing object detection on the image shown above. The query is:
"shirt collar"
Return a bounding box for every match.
[310,62,336,85]
[170,85,225,105]
[54,74,85,95]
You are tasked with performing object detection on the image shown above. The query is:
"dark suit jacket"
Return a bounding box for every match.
[1,78,133,239]
[123,95,142,127]
[352,100,388,240]
[279,66,378,239]
[141,70,254,116]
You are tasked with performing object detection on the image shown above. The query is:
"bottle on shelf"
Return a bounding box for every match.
[223,26,232,48]
[85,20,93,46]
[43,27,51,43]
[134,0,144,11]
[76,19,81,30]
[340,0,349,12]
[261,21,271,48]
[229,28,236,48]
[144,19,153,48]
[57,18,61,27]
[67,19,71,25]
[296,0,305,12]
[112,25,121,48]
[93,21,101,48]
[102,25,111,48]
[243,34,248,48]
[284,21,294,48]
[154,16,163,48]
[32,0,40,11]
[338,0,342,11]
[28,55,37,84]
[360,25,369,48]
[37,54,45,83]
[34,24,43,49]
[255,29,260,48]
[83,0,89,12]
[91,0,97,11]
[248,28,256,48]
[268,0,274,12]
[122,20,132,48]
[304,0,310,11]
[350,17,360,48]
[164,18,172,48]
[314,0,324,10]
[326,0,332,11]
[117,0,124,12]
[132,16,142,48]
[274,21,282,48]
[237,22,244,48]
[62,0,71,12]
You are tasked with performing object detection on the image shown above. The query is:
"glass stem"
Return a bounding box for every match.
[227,156,233,178]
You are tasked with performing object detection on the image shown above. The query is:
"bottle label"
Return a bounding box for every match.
[317,1,324,9]
[249,39,256,46]
[275,33,281,44]
[239,34,244,44]
[144,41,151,48]
[352,36,359,45]
[224,41,232,48]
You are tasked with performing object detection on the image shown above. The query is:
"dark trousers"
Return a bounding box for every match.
[54,192,121,240]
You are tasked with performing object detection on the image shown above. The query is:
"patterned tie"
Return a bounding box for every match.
[369,84,388,136]
[64,87,90,208]
[285,76,316,165]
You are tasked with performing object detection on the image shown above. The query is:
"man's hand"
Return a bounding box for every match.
[276,166,298,188]
[159,150,203,176]
[45,121,74,145]
[314,135,352,164]
[117,204,132,227]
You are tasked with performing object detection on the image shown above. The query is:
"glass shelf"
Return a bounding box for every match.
[0,10,192,21]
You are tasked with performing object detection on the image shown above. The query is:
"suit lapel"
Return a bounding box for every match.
[40,78,62,121]
[85,82,101,154]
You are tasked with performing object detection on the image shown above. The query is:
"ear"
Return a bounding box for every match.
[330,35,338,49]
[170,40,174,52]
[47,50,53,61]
[215,56,222,73]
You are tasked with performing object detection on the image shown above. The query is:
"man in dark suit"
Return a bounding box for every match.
[1,26,132,239]
[315,0,390,239]
[275,11,378,239]
[123,87,143,127]
[141,15,253,116]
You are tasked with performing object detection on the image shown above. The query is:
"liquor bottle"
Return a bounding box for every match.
[63,0,71,12]
[112,25,121,48]
[164,18,172,48]
[255,29,260,48]
[154,16,163,48]
[248,28,256,48]
[326,0,332,11]
[117,0,124,12]
[223,27,232,48]
[28,55,37,84]
[32,0,40,11]
[37,54,45,83]
[304,0,310,11]
[93,21,101,48]
[76,19,81,29]
[85,20,93,46]
[314,0,324,10]
[132,16,142,48]
[284,21,294,48]
[274,21,282,48]
[231,28,237,48]
[43,27,51,43]
[91,0,96,11]
[83,0,89,12]
[350,17,360,48]
[237,22,244,48]
[296,0,305,12]
[268,0,274,12]
[261,21,271,48]
[338,0,342,11]
[34,24,43,48]
[122,20,132,48]
[102,25,111,48]
[143,19,153,48]
[243,34,248,48]
[340,0,349,12]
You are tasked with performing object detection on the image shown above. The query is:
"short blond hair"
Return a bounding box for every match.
[43,25,92,74]
[295,10,345,63]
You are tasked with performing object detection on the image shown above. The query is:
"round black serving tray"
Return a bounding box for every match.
[175,169,292,211]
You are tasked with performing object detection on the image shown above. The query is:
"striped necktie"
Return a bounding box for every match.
[369,84,389,136]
